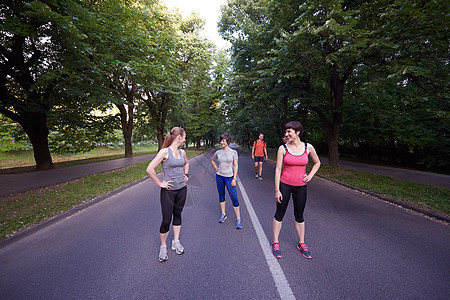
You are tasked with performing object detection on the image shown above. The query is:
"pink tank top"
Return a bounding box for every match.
[280,143,308,186]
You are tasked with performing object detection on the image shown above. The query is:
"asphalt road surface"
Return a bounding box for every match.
[1,146,449,299]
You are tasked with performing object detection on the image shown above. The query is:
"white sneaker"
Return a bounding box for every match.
[171,240,184,255]
[255,173,259,178]
[159,245,168,262]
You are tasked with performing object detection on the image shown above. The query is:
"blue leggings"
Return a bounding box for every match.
[216,174,239,207]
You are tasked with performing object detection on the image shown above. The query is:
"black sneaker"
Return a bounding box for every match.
[271,242,282,259]
[297,242,312,259]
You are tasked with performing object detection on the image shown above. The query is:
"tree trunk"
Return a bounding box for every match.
[327,68,345,167]
[117,103,134,158]
[21,113,54,170]
[157,126,165,150]
[280,94,289,143]
[326,123,340,167]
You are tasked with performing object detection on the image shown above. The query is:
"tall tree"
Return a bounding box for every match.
[0,0,99,169]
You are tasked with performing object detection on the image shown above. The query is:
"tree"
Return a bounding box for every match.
[0,0,99,169]
[220,0,449,170]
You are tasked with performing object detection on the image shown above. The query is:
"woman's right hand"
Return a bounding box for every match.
[275,191,282,203]
[160,181,173,189]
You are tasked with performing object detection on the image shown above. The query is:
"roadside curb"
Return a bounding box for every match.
[316,174,450,223]
[0,151,208,250]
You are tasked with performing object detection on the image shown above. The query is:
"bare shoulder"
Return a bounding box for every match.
[157,147,169,159]
[277,144,286,155]
[306,143,317,155]
[306,143,316,150]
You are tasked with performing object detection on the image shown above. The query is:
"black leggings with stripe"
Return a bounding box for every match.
[160,186,187,234]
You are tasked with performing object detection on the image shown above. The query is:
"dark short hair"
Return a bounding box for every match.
[283,121,304,135]
[219,133,231,145]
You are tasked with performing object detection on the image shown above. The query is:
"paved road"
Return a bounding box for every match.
[1,147,449,299]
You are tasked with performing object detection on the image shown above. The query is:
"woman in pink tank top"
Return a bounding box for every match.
[271,121,321,260]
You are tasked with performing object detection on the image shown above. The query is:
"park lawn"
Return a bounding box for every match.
[0,150,204,240]
[268,146,449,216]
[0,145,159,170]
[316,164,450,217]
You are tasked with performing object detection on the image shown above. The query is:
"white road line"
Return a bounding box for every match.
[237,177,295,300]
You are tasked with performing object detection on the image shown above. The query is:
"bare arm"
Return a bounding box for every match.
[264,146,268,159]
[251,146,255,158]
[303,144,321,183]
[211,156,219,172]
[231,159,238,187]
[274,145,285,203]
[182,149,189,182]
[146,148,172,189]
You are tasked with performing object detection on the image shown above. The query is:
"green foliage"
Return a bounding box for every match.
[0,115,31,152]
[219,0,449,172]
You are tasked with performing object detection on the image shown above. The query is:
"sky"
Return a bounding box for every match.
[161,0,231,50]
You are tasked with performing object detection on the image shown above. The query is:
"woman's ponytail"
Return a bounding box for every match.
[162,127,185,148]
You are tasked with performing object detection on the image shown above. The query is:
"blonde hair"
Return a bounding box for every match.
[162,127,185,148]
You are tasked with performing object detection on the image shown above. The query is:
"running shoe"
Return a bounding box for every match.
[158,245,168,262]
[236,218,242,229]
[255,173,259,178]
[271,242,282,259]
[171,240,184,255]
[258,176,263,181]
[219,213,227,223]
[297,242,312,259]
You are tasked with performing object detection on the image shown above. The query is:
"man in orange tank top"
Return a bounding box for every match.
[252,133,268,180]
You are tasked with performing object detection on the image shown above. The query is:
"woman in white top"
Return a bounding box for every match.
[211,133,242,229]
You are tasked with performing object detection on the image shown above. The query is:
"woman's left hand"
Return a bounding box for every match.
[231,179,236,187]
[184,175,189,182]
[303,173,312,183]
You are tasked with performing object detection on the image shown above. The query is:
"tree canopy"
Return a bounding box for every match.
[1,0,448,173]
[219,0,449,172]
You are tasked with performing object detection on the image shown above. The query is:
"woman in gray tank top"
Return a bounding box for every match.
[147,127,189,262]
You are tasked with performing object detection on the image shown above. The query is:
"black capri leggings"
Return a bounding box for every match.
[274,182,307,223]
[160,186,187,234]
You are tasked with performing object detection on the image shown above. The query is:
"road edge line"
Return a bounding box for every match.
[237,176,295,300]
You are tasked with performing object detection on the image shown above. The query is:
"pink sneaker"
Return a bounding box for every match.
[297,242,312,259]
[271,242,282,259]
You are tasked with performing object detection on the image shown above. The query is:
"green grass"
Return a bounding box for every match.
[316,164,450,216]
[0,145,159,171]
[267,147,448,217]
[0,150,204,240]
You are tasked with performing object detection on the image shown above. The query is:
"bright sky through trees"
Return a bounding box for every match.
[162,0,230,49]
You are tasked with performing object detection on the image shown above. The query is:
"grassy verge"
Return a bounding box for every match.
[0,145,159,172]
[315,164,450,216]
[267,147,448,217]
[0,150,204,240]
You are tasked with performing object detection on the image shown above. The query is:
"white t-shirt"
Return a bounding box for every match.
[213,148,238,177]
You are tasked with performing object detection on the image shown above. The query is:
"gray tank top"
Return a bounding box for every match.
[162,147,186,190]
